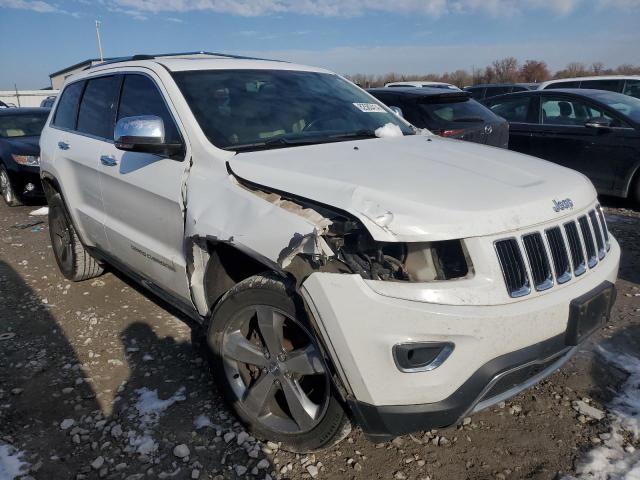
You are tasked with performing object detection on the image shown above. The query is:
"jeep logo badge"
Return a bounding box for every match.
[553,198,574,212]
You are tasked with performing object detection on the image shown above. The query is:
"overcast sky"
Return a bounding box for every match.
[0,0,638,89]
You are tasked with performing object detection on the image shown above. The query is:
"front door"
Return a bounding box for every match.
[99,73,191,301]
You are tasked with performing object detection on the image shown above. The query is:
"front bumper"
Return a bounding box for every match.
[6,167,44,198]
[300,238,619,440]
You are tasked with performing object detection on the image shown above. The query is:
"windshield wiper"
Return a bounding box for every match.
[225,130,381,152]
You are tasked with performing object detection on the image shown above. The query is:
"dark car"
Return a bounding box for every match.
[368,87,509,148]
[464,83,538,101]
[483,89,640,202]
[40,96,57,108]
[0,107,50,206]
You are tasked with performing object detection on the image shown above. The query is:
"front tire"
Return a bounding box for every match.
[0,165,22,206]
[207,273,350,452]
[48,193,104,281]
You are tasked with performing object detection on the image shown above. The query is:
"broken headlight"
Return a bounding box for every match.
[325,220,470,282]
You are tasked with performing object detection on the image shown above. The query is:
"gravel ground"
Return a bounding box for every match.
[0,198,638,480]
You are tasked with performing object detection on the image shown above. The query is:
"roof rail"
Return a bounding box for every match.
[88,51,283,69]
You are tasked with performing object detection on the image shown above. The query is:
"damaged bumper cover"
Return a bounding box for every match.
[300,238,619,440]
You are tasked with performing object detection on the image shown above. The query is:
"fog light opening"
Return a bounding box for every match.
[393,342,454,373]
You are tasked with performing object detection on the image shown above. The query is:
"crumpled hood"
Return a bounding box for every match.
[229,135,597,242]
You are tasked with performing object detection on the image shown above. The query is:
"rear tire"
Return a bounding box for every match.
[0,165,23,207]
[206,273,350,452]
[48,193,103,281]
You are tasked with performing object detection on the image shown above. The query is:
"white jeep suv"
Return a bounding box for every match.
[39,53,620,452]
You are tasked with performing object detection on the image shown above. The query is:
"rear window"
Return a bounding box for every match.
[53,81,84,130]
[77,75,121,140]
[399,97,499,129]
[485,86,511,98]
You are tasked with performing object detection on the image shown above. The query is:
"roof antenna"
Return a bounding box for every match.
[95,20,104,62]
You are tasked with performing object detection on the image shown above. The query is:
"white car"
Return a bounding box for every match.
[385,81,460,90]
[537,75,640,99]
[40,53,620,452]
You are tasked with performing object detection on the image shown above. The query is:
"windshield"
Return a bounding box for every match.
[590,91,640,123]
[173,69,413,151]
[0,113,48,138]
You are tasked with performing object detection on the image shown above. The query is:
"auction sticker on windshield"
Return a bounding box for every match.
[353,103,386,113]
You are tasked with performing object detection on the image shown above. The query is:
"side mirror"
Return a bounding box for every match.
[114,115,183,156]
[584,118,611,130]
[390,106,404,118]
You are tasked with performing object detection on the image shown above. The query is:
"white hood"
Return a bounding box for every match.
[229,135,597,242]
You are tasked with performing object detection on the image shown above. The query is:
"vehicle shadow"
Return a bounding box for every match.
[0,259,100,478]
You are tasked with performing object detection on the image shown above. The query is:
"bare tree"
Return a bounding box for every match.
[492,57,520,83]
[520,60,551,83]
[591,62,605,75]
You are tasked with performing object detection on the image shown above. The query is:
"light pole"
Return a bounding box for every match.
[95,20,104,62]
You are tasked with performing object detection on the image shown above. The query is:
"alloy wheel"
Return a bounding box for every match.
[50,207,73,270]
[0,169,13,204]
[221,305,330,434]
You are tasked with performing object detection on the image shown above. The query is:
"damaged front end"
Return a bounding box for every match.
[235,174,472,284]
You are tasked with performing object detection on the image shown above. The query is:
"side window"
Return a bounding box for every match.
[77,76,121,140]
[485,86,511,98]
[466,87,485,100]
[489,97,532,123]
[581,79,624,93]
[546,81,581,89]
[117,74,181,144]
[623,80,640,99]
[541,97,618,126]
[52,81,84,130]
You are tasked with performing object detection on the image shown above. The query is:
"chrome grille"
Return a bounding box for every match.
[596,206,610,251]
[495,239,530,298]
[578,215,598,268]
[496,206,610,297]
[589,210,606,259]
[564,221,586,277]
[546,227,571,284]
[522,233,553,291]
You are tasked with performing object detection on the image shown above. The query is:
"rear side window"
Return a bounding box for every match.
[117,75,181,144]
[488,97,532,123]
[546,81,581,89]
[53,81,84,130]
[465,87,485,100]
[580,79,624,93]
[77,75,121,140]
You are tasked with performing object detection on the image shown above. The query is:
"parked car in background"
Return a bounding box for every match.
[385,81,460,90]
[464,83,538,101]
[0,107,50,206]
[40,96,57,108]
[537,76,640,99]
[369,87,509,148]
[483,89,640,202]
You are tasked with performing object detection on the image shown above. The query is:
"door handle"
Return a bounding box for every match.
[100,155,118,167]
[57,141,70,150]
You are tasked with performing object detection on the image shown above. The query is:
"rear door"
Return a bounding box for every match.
[98,72,191,301]
[485,94,537,154]
[49,76,121,249]
[535,94,630,193]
